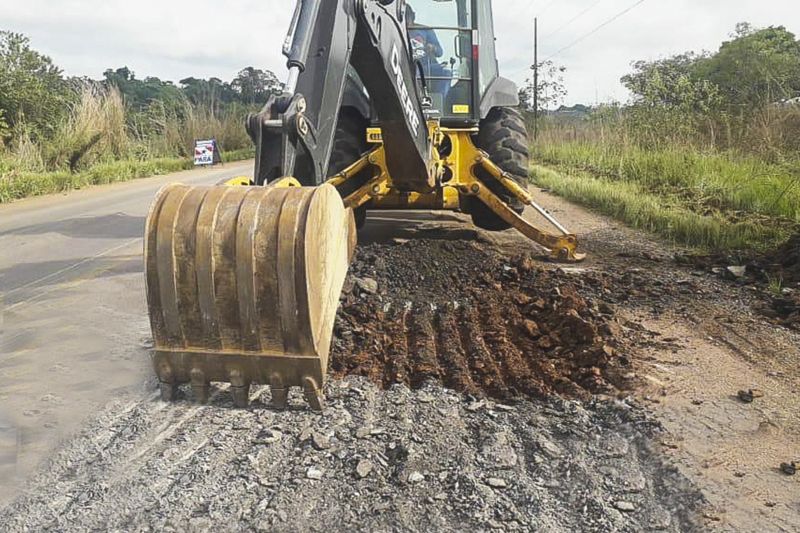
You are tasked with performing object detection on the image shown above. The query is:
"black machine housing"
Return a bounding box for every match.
[247,0,520,191]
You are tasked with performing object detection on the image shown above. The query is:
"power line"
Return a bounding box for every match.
[545,0,649,60]
[544,0,606,39]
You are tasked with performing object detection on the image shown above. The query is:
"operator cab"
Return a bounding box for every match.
[406,0,500,126]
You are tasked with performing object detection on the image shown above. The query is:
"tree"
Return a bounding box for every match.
[518,61,568,112]
[693,25,800,113]
[180,76,236,111]
[621,53,721,115]
[619,53,721,145]
[230,67,282,105]
[103,67,184,112]
[0,31,72,141]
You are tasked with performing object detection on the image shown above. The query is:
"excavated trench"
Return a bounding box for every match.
[331,238,633,401]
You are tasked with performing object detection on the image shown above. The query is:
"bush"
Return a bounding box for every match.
[0,32,272,202]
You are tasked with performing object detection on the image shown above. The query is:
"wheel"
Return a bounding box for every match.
[468,107,530,231]
[328,108,369,229]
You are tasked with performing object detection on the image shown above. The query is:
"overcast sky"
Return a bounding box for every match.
[1,0,798,105]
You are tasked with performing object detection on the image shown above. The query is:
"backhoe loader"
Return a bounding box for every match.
[144,0,584,411]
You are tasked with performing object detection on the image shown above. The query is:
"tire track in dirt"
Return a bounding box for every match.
[458,304,509,398]
[407,305,439,387]
[383,306,411,388]
[480,301,542,398]
[434,303,477,396]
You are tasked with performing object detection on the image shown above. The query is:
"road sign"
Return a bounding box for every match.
[194,139,221,166]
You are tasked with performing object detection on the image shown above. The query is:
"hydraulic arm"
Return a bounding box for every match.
[247,0,434,192]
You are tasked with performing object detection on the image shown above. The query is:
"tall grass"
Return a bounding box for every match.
[531,165,786,250]
[530,114,800,251]
[534,141,800,222]
[45,85,130,170]
[0,83,255,202]
[137,99,252,159]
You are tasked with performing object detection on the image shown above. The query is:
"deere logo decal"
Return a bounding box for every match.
[391,44,421,136]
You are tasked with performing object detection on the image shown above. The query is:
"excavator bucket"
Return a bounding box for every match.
[144,183,356,411]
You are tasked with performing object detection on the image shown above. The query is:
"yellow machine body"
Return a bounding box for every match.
[144,122,582,411]
[330,124,583,262]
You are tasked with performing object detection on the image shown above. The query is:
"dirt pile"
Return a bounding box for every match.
[762,233,800,283]
[758,234,800,327]
[676,233,800,329]
[331,239,633,401]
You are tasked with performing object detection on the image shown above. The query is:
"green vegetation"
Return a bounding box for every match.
[767,273,785,296]
[0,158,191,202]
[531,161,789,251]
[0,31,271,202]
[529,23,800,252]
[0,149,255,203]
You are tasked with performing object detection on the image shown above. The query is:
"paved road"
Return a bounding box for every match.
[0,162,252,504]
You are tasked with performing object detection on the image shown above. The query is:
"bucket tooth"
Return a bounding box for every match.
[190,368,210,404]
[144,183,356,411]
[159,382,178,402]
[193,385,211,404]
[270,374,289,409]
[230,369,250,408]
[231,386,250,408]
[156,360,178,401]
[303,376,324,412]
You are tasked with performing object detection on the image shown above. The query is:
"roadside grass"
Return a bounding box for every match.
[531,164,790,252]
[531,140,798,251]
[0,149,255,203]
[766,274,784,296]
[221,147,255,163]
[0,83,258,203]
[533,141,800,222]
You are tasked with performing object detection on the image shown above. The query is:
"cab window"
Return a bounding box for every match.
[406,1,474,119]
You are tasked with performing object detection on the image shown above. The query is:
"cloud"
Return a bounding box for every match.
[2,0,798,105]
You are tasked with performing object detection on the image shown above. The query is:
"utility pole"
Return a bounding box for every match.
[533,17,539,140]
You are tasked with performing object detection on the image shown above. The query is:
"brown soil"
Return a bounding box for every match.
[324,200,800,530]
[331,239,632,401]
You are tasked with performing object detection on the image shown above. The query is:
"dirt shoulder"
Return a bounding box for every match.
[530,190,800,531]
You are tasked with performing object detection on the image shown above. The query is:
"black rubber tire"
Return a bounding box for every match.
[468,107,530,231]
[327,108,369,228]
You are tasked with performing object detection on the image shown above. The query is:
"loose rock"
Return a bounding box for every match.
[486,478,508,489]
[356,460,374,479]
[354,277,379,295]
[615,501,637,513]
[408,471,424,483]
[726,266,747,280]
[780,462,796,476]
[312,432,331,451]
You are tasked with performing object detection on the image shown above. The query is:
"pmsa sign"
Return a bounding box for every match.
[194,139,223,166]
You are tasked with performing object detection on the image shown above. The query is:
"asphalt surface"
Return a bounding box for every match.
[0,162,252,504]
